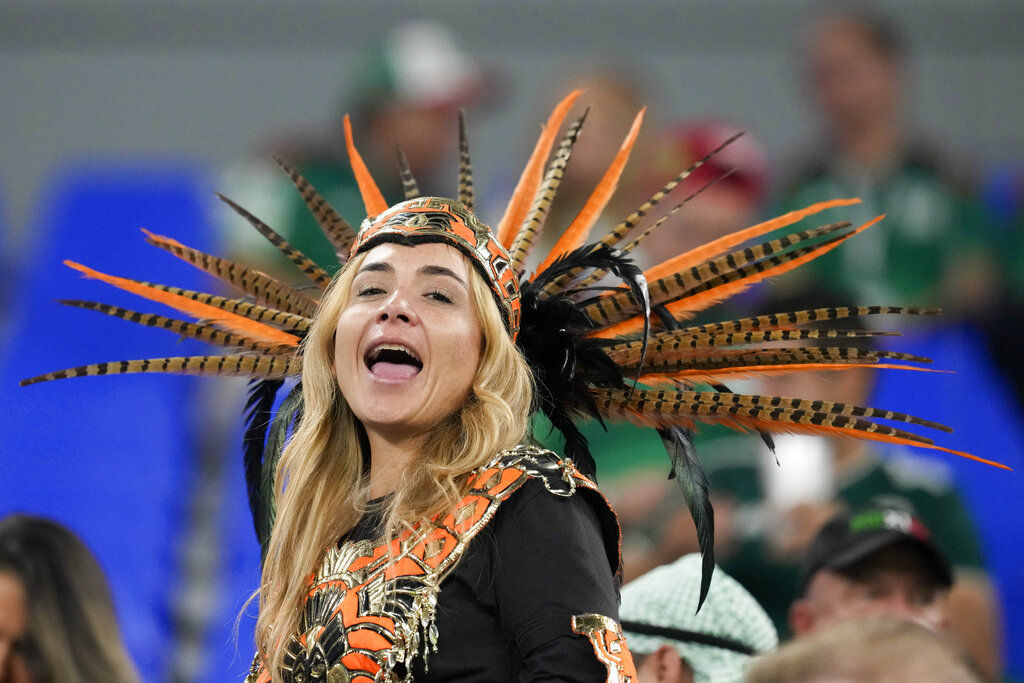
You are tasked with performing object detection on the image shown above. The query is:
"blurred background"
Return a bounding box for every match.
[1,0,1022,681]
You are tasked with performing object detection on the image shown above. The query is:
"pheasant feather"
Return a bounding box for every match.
[142,229,319,317]
[215,193,332,290]
[272,155,357,260]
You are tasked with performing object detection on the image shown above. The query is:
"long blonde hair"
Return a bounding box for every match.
[256,248,534,676]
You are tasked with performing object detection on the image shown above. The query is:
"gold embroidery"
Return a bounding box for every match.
[571,613,637,683]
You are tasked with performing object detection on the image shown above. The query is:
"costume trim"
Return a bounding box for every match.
[572,613,638,683]
[247,445,602,683]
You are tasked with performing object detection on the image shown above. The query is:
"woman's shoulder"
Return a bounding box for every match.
[472,445,622,575]
[471,444,598,499]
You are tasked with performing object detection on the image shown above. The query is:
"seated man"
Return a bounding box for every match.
[790,497,952,635]
[620,553,778,683]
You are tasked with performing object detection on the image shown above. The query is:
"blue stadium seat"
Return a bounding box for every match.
[873,323,1024,674]
[0,158,260,681]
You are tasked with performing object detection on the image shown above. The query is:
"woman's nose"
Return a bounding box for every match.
[376,291,417,325]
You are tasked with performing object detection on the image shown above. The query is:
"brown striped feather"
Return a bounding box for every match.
[536,108,645,275]
[20,354,302,386]
[637,362,943,388]
[57,300,298,353]
[142,229,319,318]
[664,306,940,339]
[628,345,932,373]
[509,111,587,276]
[496,90,581,247]
[590,388,1009,469]
[457,109,474,209]
[272,155,357,259]
[215,193,332,290]
[595,131,746,252]
[605,328,901,365]
[395,147,421,201]
[113,281,311,334]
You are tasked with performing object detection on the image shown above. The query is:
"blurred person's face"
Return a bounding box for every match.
[790,543,950,636]
[805,17,902,136]
[0,571,30,683]
[369,103,457,186]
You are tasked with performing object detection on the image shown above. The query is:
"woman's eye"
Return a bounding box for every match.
[427,289,453,304]
[357,285,385,297]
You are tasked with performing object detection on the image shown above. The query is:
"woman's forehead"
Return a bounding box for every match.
[358,242,470,276]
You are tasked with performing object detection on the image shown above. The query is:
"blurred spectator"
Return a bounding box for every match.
[778,5,999,317]
[220,19,491,279]
[621,553,778,683]
[790,498,953,634]
[785,500,1000,681]
[744,617,982,683]
[0,514,139,683]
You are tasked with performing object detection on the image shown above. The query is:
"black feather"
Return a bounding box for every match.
[651,305,715,608]
[243,378,283,545]
[519,243,649,478]
[256,383,304,561]
[660,424,714,612]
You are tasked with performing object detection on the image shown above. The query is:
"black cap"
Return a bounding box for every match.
[798,500,954,594]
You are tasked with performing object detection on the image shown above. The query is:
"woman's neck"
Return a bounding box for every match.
[366,430,424,498]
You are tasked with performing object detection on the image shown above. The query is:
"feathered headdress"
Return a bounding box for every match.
[20,91,1008,609]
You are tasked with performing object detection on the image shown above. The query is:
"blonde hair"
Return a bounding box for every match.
[256,249,534,677]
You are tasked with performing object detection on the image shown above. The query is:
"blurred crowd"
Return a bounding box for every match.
[2,3,1022,682]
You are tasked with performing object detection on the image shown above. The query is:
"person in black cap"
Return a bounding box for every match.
[789,496,953,636]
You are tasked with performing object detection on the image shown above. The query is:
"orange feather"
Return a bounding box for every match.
[64,261,301,348]
[496,90,582,247]
[535,108,646,274]
[644,197,862,284]
[344,114,388,217]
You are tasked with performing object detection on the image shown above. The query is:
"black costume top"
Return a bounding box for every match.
[247,446,637,682]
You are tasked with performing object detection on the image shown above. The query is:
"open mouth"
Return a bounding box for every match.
[365,343,423,380]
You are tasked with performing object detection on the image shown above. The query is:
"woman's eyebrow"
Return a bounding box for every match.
[357,261,392,274]
[419,264,466,286]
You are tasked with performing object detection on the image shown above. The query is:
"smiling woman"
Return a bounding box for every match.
[19,91,999,683]
[252,196,627,682]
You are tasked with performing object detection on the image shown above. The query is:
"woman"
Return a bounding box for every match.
[248,197,634,681]
[20,91,993,681]
[0,514,140,683]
